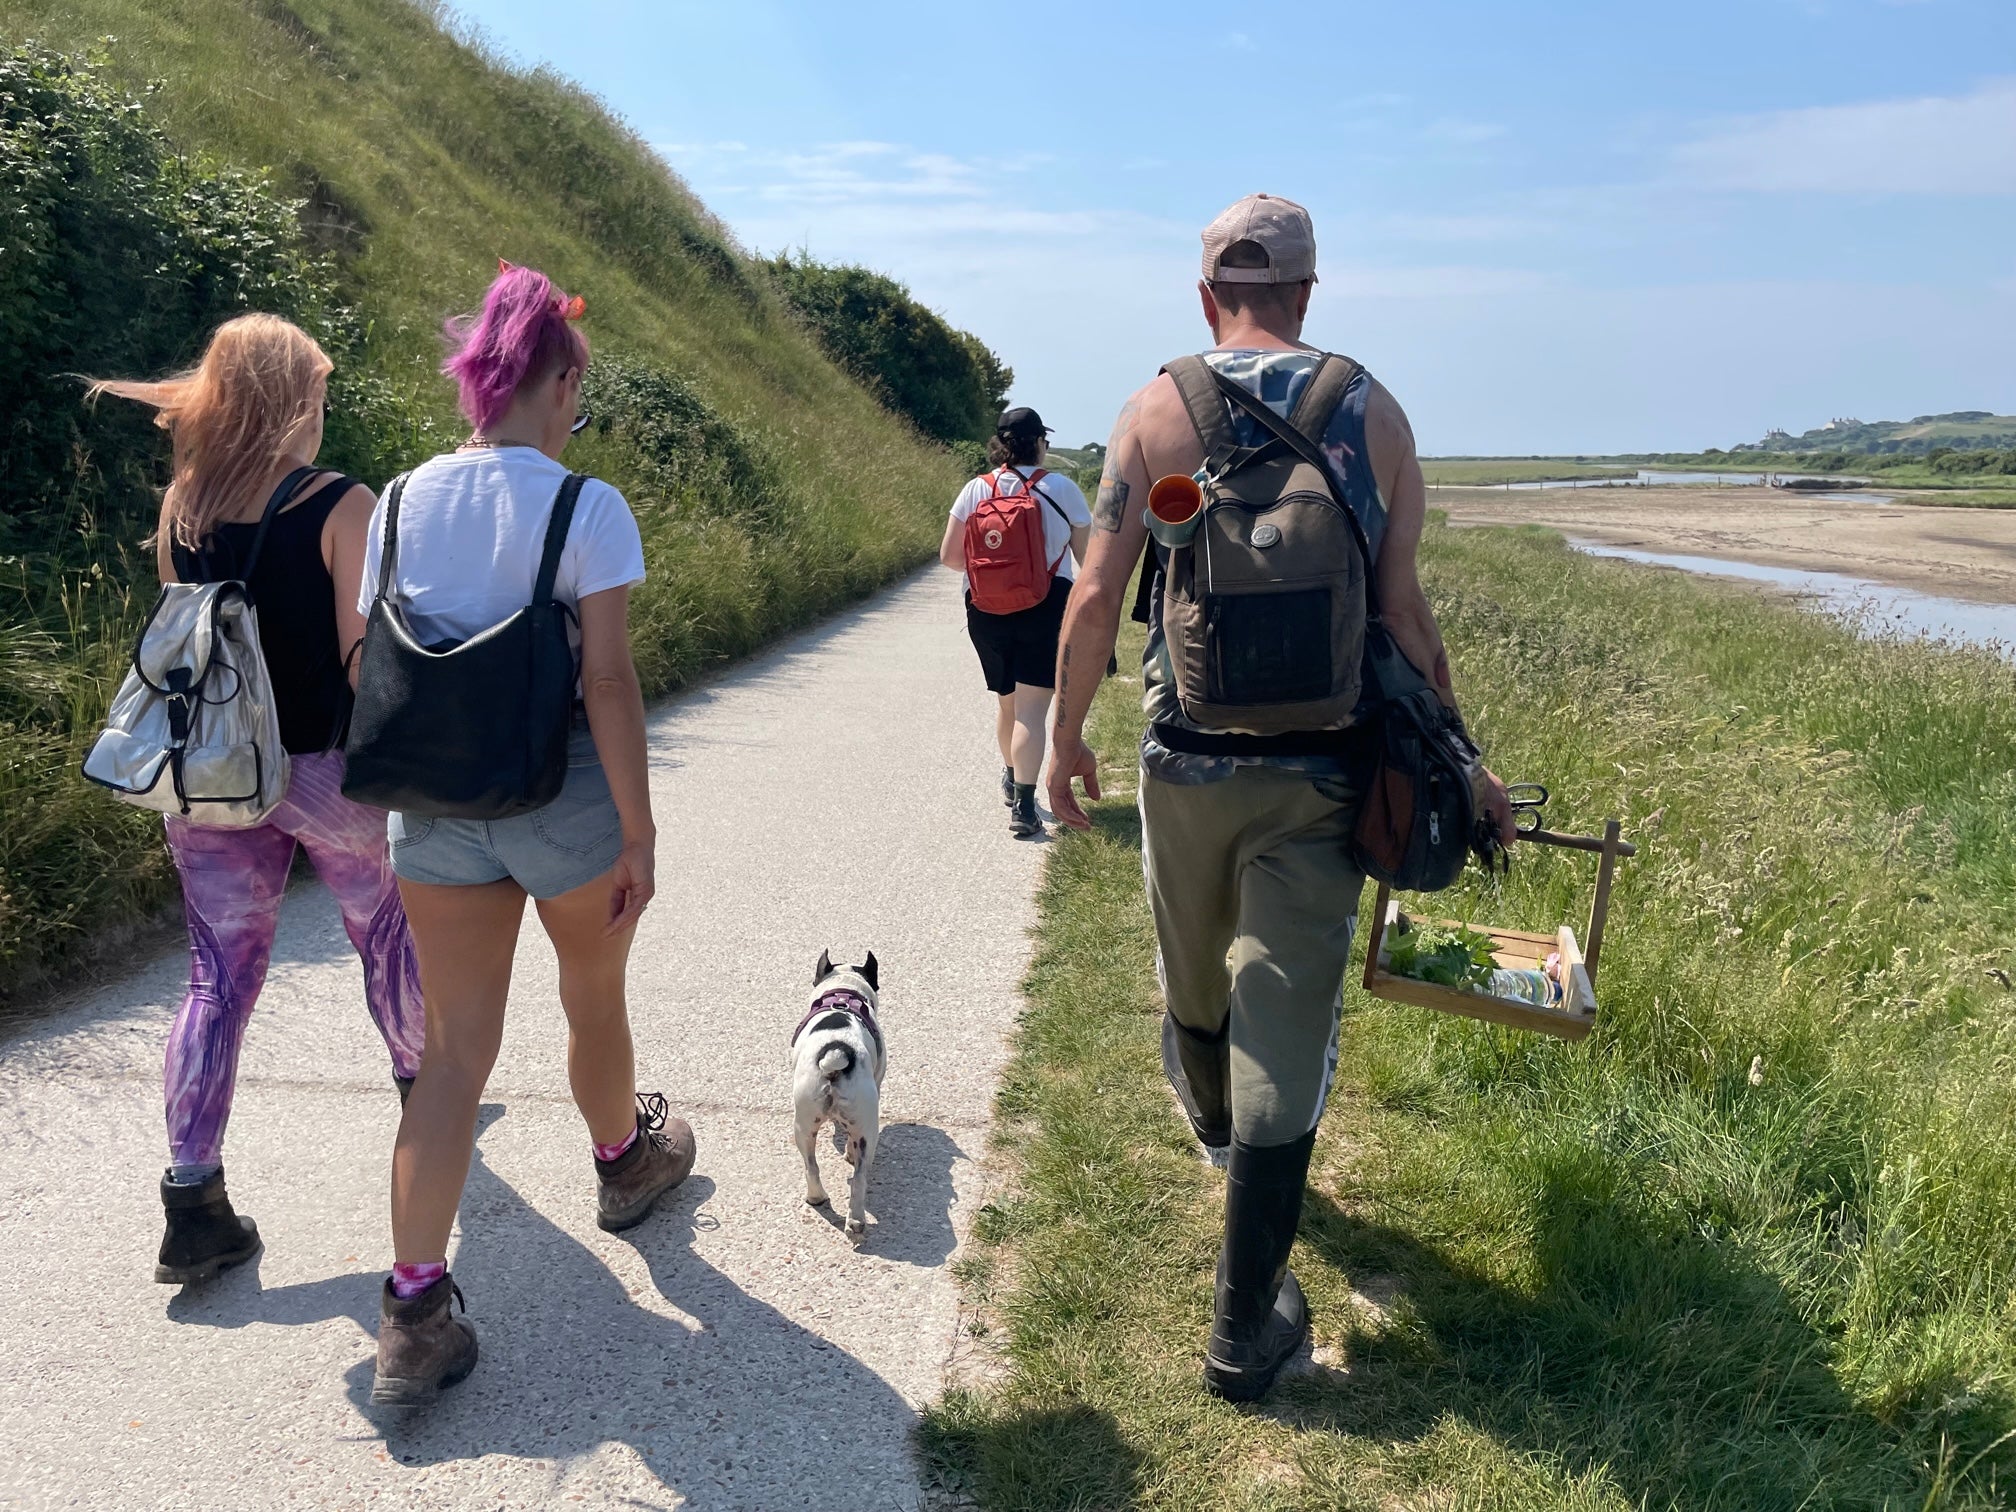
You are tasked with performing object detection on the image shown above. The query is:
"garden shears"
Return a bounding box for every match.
[1474,781,1549,874]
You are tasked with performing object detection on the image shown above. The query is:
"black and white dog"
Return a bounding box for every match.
[789,950,885,1237]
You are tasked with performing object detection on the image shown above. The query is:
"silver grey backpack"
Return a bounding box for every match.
[82,475,301,825]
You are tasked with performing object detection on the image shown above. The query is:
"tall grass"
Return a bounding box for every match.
[922,523,2016,1511]
[0,2,967,998]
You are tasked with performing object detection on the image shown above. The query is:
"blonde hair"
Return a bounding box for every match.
[89,314,333,550]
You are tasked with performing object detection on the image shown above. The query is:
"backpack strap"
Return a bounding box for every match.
[373,474,410,604]
[1287,354,1362,441]
[187,465,316,590]
[533,474,588,608]
[1209,370,1383,619]
[1004,466,1074,573]
[1161,356,1244,479]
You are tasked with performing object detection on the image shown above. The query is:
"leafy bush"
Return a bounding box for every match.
[0,42,427,562]
[762,252,1011,445]
[580,356,789,530]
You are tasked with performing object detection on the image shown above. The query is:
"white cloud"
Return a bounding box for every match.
[1671,77,2016,193]
[1223,31,1257,51]
[659,140,987,206]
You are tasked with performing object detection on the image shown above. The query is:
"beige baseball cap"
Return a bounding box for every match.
[1201,193,1318,284]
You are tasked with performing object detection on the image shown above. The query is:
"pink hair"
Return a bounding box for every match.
[441,263,589,432]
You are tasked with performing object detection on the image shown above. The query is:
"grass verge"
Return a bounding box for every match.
[920,521,2016,1511]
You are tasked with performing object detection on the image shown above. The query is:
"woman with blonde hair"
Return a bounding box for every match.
[90,314,425,1285]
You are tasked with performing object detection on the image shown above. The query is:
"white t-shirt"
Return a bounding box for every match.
[949,467,1092,587]
[357,447,645,648]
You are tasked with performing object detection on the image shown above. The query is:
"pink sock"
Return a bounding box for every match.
[390,1260,446,1299]
[594,1125,638,1163]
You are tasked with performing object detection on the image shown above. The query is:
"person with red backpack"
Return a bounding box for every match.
[939,406,1091,837]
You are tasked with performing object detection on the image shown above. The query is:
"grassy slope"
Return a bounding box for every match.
[0,0,966,996]
[923,524,2016,1511]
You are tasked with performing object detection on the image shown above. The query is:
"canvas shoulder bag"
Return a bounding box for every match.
[341,471,586,820]
[80,467,309,826]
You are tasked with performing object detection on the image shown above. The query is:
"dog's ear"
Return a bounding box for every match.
[815,948,833,984]
[860,951,878,991]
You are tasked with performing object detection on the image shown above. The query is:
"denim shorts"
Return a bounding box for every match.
[388,724,623,899]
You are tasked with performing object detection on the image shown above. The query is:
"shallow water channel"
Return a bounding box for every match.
[1568,539,2016,655]
[1483,469,1882,493]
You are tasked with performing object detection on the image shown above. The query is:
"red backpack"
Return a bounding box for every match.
[962,467,1070,614]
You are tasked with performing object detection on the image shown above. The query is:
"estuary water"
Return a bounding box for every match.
[1568,539,2016,654]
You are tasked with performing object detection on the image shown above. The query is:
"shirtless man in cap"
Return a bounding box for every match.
[1046,192,1514,1400]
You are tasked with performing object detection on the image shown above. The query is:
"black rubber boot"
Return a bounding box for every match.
[1204,1129,1317,1402]
[1161,1013,1230,1153]
[155,1169,262,1284]
[1009,784,1043,838]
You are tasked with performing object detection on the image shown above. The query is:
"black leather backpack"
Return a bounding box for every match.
[342,472,584,820]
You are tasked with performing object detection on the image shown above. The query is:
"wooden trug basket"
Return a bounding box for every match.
[1360,820,1634,1042]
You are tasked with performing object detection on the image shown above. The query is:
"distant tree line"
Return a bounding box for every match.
[762,253,1012,456]
[1651,447,2016,477]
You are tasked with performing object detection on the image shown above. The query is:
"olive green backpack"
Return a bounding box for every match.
[1157,353,1367,735]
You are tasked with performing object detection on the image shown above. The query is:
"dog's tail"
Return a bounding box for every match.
[816,1043,856,1081]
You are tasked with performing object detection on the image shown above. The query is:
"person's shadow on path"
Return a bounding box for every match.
[170,1104,930,1508]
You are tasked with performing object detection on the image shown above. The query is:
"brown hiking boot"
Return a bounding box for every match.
[371,1273,478,1407]
[595,1092,696,1233]
[155,1169,261,1284]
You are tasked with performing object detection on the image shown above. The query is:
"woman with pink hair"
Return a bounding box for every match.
[357,264,693,1404]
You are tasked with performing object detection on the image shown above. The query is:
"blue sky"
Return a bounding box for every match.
[455,0,2014,453]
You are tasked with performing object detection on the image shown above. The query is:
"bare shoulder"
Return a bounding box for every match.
[1132,370,1187,431]
[1363,376,1416,448]
[332,479,377,511]
[325,479,377,528]
[1128,371,1206,477]
[1359,376,1420,502]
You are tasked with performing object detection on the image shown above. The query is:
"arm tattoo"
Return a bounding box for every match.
[1092,396,1141,533]
[1093,477,1130,533]
[1057,643,1072,705]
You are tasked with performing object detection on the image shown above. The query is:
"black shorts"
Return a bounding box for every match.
[966,576,1072,695]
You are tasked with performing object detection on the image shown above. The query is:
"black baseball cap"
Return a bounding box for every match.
[996,406,1051,438]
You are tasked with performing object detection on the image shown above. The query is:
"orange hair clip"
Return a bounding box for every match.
[559,294,586,321]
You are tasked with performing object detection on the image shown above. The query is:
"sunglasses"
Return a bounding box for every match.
[569,408,593,436]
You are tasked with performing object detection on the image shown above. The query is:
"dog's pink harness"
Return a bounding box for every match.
[793,988,883,1053]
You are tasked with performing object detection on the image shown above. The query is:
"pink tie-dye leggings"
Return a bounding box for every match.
[162,751,425,1166]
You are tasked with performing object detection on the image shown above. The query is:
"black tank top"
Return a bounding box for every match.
[172,473,356,756]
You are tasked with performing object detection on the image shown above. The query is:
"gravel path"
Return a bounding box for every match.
[1,569,1041,1511]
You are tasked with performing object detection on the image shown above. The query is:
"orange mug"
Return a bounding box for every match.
[1146,474,1204,547]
